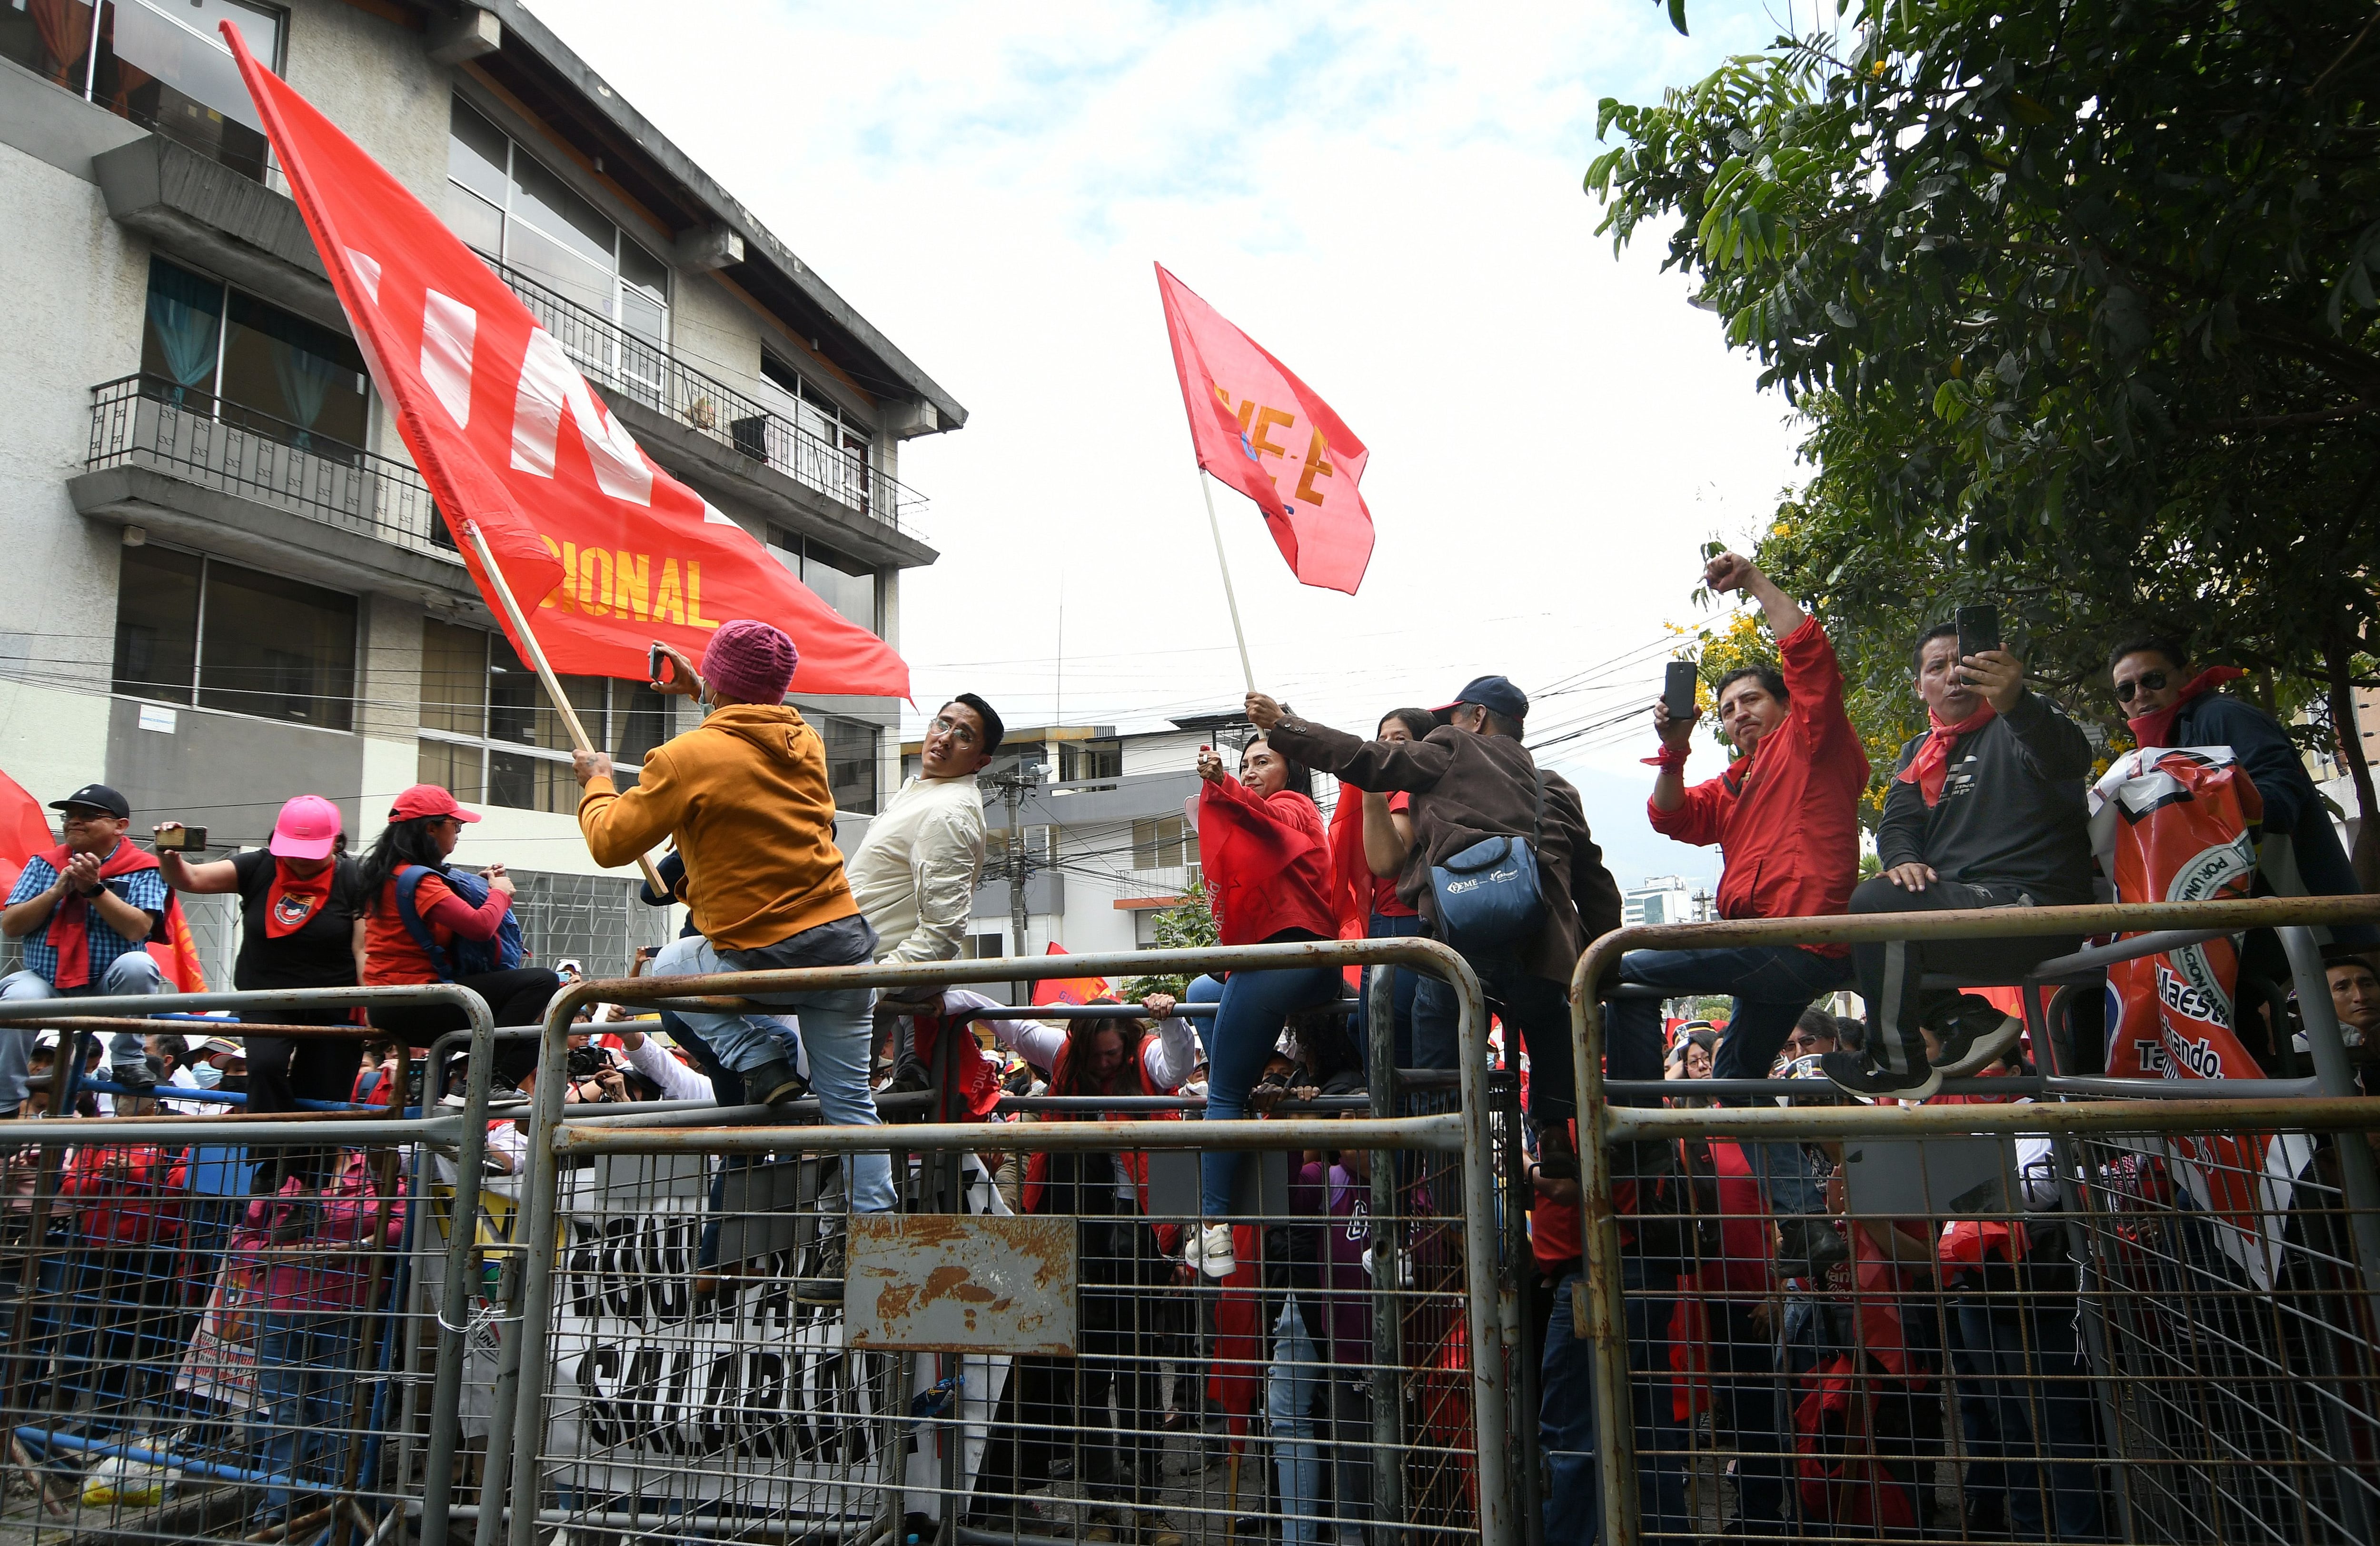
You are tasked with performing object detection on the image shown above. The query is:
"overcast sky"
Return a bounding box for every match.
[532,0,1815,892]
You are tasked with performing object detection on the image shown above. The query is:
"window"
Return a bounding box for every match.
[416,620,668,814]
[1060,740,1121,782]
[447,99,670,362]
[3,1,285,183]
[140,258,370,457]
[1132,816,1198,874]
[816,713,880,815]
[766,528,882,636]
[757,355,876,512]
[112,543,357,730]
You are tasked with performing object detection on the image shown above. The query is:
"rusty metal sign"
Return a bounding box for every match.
[844,1213,1077,1354]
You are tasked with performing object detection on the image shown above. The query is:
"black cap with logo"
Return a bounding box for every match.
[48,784,130,819]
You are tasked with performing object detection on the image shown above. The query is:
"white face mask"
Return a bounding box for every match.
[191,1063,223,1088]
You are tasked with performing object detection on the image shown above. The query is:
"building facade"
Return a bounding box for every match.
[1621,875,1695,928]
[0,0,962,976]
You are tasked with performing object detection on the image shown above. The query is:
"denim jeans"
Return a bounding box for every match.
[1608,943,1852,1081]
[1411,943,1582,1122]
[1948,1296,2105,1539]
[1358,912,1425,1072]
[0,955,165,1110]
[1541,1262,1686,1543]
[1268,1298,1330,1545]
[647,932,892,1213]
[250,1311,358,1514]
[1193,965,1342,1216]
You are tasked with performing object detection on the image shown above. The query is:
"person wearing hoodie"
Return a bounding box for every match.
[572,620,893,1214]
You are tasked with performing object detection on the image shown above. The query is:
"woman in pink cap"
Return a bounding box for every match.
[157,795,369,1135]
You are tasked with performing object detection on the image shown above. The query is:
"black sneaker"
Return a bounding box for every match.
[1928,993,2024,1076]
[1819,1049,1940,1103]
[742,1059,810,1109]
[110,1061,156,1095]
[1780,1215,1848,1279]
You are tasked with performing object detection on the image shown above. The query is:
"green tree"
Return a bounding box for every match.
[1121,889,1218,1000]
[1591,0,2380,881]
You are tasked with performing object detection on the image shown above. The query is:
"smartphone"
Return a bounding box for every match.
[1954,604,2002,663]
[647,642,670,685]
[154,824,207,852]
[1663,660,1699,721]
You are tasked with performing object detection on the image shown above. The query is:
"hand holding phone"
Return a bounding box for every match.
[1663,660,1699,722]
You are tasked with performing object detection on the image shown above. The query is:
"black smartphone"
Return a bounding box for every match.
[1663,660,1699,721]
[154,824,207,852]
[647,642,670,685]
[1954,604,2002,663]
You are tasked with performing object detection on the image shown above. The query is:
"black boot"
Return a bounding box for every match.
[741,1058,808,1109]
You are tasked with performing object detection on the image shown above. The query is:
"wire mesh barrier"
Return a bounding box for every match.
[486,940,1525,1546]
[0,985,505,1546]
[1568,897,2380,1546]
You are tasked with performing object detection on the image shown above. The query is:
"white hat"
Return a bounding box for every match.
[196,1035,246,1058]
[33,1029,59,1048]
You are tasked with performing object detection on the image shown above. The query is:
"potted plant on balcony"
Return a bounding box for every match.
[686,394,717,432]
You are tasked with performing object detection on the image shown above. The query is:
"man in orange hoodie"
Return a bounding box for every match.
[572,619,892,1212]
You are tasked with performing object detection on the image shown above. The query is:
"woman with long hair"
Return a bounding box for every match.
[1323,706,1436,1072]
[356,785,558,1045]
[1183,735,1340,1279]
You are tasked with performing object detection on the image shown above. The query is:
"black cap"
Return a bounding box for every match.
[1434,675,1529,724]
[48,784,129,819]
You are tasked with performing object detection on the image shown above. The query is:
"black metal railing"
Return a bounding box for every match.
[489,259,931,541]
[85,375,459,559]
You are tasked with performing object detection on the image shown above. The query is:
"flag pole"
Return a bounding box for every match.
[1199,473,1256,693]
[463,521,667,896]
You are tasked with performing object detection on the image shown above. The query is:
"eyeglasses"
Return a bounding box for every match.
[2115,669,2169,702]
[928,714,979,749]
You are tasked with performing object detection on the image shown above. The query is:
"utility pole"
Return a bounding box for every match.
[985,763,1043,1000]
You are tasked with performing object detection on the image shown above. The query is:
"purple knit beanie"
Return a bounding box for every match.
[701,620,798,704]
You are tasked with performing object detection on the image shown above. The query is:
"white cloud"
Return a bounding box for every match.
[530,0,1803,876]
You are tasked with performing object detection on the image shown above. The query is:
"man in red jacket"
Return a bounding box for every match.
[1617,551,1868,1270]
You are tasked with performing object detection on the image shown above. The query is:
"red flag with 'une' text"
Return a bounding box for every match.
[1031,944,1113,1008]
[1157,264,1374,594]
[221,24,908,698]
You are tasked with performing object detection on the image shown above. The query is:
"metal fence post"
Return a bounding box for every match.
[1366,962,1406,1532]
[416,986,499,1546]
[503,991,580,1546]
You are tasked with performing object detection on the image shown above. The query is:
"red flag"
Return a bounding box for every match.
[0,770,53,895]
[1156,264,1373,594]
[220,24,909,698]
[1030,944,1111,1007]
[147,898,208,994]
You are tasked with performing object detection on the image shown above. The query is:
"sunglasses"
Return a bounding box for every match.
[2115,669,2169,702]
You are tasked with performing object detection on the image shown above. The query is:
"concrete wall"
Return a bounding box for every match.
[104,695,365,848]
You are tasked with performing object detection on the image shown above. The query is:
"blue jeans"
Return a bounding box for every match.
[1267,1299,1330,1545]
[1542,1262,1686,1543]
[646,934,891,1213]
[0,955,166,1110]
[1608,943,1852,1081]
[250,1311,358,1513]
[1948,1296,2105,1539]
[1412,944,1580,1122]
[1358,912,1424,1072]
[1192,965,1341,1217]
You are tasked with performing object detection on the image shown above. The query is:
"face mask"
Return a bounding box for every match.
[191,1064,223,1088]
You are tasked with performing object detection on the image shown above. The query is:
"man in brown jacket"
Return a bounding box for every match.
[1252,677,1625,1128]
[572,620,892,1211]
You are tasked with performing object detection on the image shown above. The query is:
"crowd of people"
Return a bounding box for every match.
[0,556,2374,1540]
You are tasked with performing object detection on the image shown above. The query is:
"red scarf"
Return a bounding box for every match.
[2125,665,2247,752]
[39,841,159,988]
[264,858,335,938]
[1895,702,1999,808]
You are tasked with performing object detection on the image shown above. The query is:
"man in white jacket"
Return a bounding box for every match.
[847,695,1001,1084]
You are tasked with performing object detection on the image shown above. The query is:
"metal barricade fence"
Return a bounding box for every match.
[482,939,1525,1546]
[1567,896,2380,1546]
[0,984,504,1546]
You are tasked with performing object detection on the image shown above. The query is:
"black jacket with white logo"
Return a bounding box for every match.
[1876,689,2097,904]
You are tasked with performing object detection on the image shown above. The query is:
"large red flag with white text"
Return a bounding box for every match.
[222,24,908,698]
[1157,265,1374,594]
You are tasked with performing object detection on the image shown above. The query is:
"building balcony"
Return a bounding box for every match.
[68,374,475,608]
[492,260,934,553]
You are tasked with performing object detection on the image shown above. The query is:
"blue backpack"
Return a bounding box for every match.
[394,864,526,980]
[1429,764,1547,949]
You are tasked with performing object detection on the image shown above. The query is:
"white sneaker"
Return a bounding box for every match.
[1184,1222,1236,1278]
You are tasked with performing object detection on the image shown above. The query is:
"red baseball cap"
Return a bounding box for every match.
[388,784,482,825]
[268,795,342,860]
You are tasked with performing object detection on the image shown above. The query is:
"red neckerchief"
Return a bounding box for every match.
[39,840,159,988]
[2126,666,2247,751]
[264,858,335,938]
[1896,702,1999,808]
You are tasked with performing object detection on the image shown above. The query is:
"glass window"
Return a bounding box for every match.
[417,738,483,805]
[195,561,357,729]
[488,751,582,815]
[418,621,653,813]
[447,98,509,206]
[487,637,605,752]
[419,620,488,736]
[1061,740,1121,781]
[818,714,879,815]
[1132,816,1197,872]
[0,1,99,90]
[93,0,283,183]
[612,682,668,768]
[141,259,223,397]
[445,182,506,261]
[219,291,369,454]
[111,544,202,704]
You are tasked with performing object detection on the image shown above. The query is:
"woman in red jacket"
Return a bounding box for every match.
[1183,737,1340,1279]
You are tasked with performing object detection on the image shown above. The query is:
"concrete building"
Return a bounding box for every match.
[1621,875,1694,928]
[0,0,962,980]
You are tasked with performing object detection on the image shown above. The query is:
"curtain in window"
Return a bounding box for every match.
[28,0,93,87]
[145,264,222,395]
[273,339,338,446]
